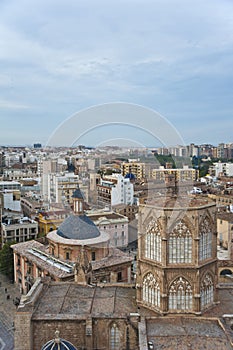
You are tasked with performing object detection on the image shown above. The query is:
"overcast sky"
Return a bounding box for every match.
[0,0,232,147]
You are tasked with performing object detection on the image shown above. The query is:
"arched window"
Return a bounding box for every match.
[200,273,214,309]
[220,269,232,276]
[169,221,192,264]
[110,323,120,350]
[145,219,161,262]
[142,272,160,308]
[199,217,212,261]
[168,276,192,311]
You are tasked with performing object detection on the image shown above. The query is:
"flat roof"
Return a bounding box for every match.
[0,181,21,185]
[143,195,216,210]
[87,212,128,221]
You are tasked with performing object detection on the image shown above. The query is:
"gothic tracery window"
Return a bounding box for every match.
[168,276,192,311]
[142,272,160,308]
[110,323,120,350]
[199,217,212,261]
[169,221,192,264]
[200,273,213,309]
[145,219,161,262]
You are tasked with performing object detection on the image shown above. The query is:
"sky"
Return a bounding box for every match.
[0,0,233,147]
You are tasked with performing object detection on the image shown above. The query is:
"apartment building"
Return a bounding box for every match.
[36,210,69,236]
[42,172,80,205]
[217,213,233,258]
[3,168,37,181]
[0,151,5,175]
[1,215,38,245]
[0,190,21,212]
[20,196,45,219]
[87,210,129,247]
[210,162,233,177]
[151,165,198,182]
[40,158,68,201]
[97,174,134,208]
[121,161,146,179]
[0,181,21,191]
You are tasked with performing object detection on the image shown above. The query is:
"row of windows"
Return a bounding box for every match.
[142,273,214,311]
[169,235,192,263]
[145,219,212,263]
[102,225,125,229]
[89,321,128,350]
[145,232,161,262]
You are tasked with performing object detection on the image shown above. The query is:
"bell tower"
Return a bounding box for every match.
[72,186,84,215]
[136,195,218,315]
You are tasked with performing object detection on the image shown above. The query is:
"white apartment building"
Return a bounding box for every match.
[168,146,188,157]
[40,158,68,202]
[42,173,80,206]
[0,190,21,212]
[0,181,21,191]
[211,162,233,177]
[97,174,134,208]
[3,169,37,181]
[111,174,134,206]
[87,210,129,247]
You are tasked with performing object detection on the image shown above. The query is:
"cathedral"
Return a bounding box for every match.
[136,194,218,315]
[14,185,233,349]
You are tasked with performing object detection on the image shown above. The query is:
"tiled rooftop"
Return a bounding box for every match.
[146,317,232,350]
[31,283,137,320]
[217,212,233,222]
[57,214,101,240]
[91,248,133,269]
[11,241,132,278]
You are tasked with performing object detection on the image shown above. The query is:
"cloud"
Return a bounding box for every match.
[0,99,30,110]
[0,0,233,145]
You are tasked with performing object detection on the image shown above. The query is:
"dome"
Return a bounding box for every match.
[41,330,77,350]
[124,172,136,180]
[57,214,101,240]
[72,187,83,199]
[41,339,77,350]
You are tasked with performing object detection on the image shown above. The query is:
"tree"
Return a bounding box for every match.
[0,241,15,281]
[154,154,176,167]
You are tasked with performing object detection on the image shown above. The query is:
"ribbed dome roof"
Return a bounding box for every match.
[125,172,135,180]
[41,331,77,350]
[41,339,77,350]
[72,187,83,199]
[57,214,100,240]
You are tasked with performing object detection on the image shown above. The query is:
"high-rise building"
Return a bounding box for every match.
[97,174,134,208]
[121,161,146,180]
[0,151,5,175]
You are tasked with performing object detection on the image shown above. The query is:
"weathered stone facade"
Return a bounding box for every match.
[14,280,139,350]
[136,196,218,315]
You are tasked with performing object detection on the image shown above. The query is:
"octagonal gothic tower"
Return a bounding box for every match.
[136,195,218,315]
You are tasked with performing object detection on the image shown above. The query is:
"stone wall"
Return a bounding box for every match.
[14,311,33,350]
[31,317,139,350]
[33,320,86,350]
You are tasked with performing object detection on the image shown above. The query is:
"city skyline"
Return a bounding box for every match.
[0,0,233,146]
